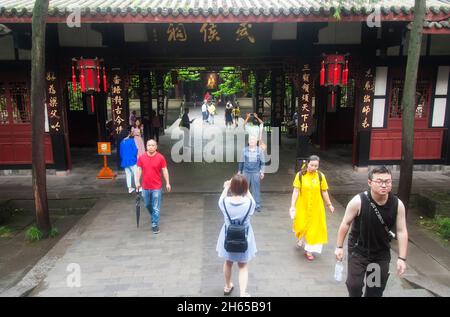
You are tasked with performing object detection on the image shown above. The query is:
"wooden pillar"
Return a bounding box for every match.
[155,70,165,130]
[254,70,266,117]
[296,64,314,159]
[45,69,70,172]
[110,68,127,137]
[271,69,285,145]
[139,70,152,143]
[355,67,375,167]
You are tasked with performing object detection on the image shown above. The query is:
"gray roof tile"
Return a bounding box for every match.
[1,0,450,20]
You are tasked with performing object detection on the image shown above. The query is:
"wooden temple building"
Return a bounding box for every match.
[0,0,450,173]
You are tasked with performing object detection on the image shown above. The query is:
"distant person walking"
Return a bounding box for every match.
[208,102,216,125]
[136,139,171,234]
[335,166,408,297]
[289,155,335,261]
[129,110,137,127]
[216,174,256,297]
[201,100,209,123]
[238,136,265,213]
[150,110,161,143]
[181,107,195,148]
[119,131,138,194]
[132,118,145,158]
[225,101,233,129]
[232,104,241,128]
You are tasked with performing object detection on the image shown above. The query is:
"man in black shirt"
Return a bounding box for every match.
[335,166,408,297]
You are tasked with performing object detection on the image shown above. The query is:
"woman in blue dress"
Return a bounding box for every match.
[216,174,256,297]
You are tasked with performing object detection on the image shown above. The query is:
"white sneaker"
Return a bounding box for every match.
[128,188,135,194]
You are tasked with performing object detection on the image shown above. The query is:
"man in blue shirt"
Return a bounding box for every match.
[120,132,138,193]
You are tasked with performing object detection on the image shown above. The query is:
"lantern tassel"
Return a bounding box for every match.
[80,67,86,92]
[320,61,325,86]
[97,66,100,92]
[331,89,335,109]
[333,59,338,86]
[90,95,95,113]
[102,66,107,93]
[72,65,77,92]
[342,60,349,85]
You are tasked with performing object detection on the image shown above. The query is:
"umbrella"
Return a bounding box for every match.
[135,191,141,228]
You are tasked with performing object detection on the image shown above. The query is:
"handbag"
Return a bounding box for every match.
[223,199,253,253]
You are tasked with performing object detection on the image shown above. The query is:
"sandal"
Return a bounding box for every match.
[305,252,314,261]
[224,284,234,295]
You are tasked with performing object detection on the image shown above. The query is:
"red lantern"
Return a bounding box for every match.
[320,54,349,111]
[71,57,107,114]
[320,54,348,87]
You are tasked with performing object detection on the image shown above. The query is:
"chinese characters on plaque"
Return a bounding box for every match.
[167,23,256,43]
[111,70,126,135]
[167,23,187,42]
[46,72,62,134]
[359,68,374,130]
[298,65,313,136]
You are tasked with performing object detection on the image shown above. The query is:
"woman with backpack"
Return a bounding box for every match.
[216,174,256,297]
[289,155,335,261]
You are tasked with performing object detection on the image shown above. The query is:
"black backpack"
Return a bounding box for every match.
[223,199,253,253]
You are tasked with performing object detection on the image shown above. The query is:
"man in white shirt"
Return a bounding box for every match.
[201,100,208,123]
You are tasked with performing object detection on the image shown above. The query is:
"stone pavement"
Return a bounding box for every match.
[13,193,429,297]
[0,105,449,297]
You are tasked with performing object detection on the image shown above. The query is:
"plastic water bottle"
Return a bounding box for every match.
[334,261,344,282]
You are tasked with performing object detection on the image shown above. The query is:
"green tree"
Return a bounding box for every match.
[31,0,51,237]
[398,0,426,209]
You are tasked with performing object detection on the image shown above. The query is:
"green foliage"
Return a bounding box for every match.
[26,226,43,242]
[212,67,244,98]
[49,227,60,238]
[0,226,13,238]
[420,215,450,240]
[177,68,202,82]
[436,216,450,239]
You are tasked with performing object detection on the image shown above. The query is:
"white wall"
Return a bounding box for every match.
[430,35,450,56]
[0,35,15,60]
[58,23,103,47]
[318,22,361,44]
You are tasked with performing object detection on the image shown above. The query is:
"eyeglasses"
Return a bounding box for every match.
[371,179,392,186]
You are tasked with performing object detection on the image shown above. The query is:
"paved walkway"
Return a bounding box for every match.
[21,193,427,297]
[1,106,449,297]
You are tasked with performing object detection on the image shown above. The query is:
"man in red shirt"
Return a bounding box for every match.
[136,139,171,234]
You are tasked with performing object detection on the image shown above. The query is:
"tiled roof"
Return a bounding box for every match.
[1,0,450,21]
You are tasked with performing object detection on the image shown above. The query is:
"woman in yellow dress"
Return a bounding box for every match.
[289,155,335,261]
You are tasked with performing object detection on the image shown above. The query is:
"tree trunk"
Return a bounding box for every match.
[31,0,51,236]
[398,0,426,210]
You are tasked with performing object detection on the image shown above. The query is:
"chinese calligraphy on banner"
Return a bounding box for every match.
[111,69,126,135]
[298,65,313,136]
[255,71,265,117]
[358,68,374,131]
[271,70,285,126]
[46,71,62,134]
[155,71,165,126]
